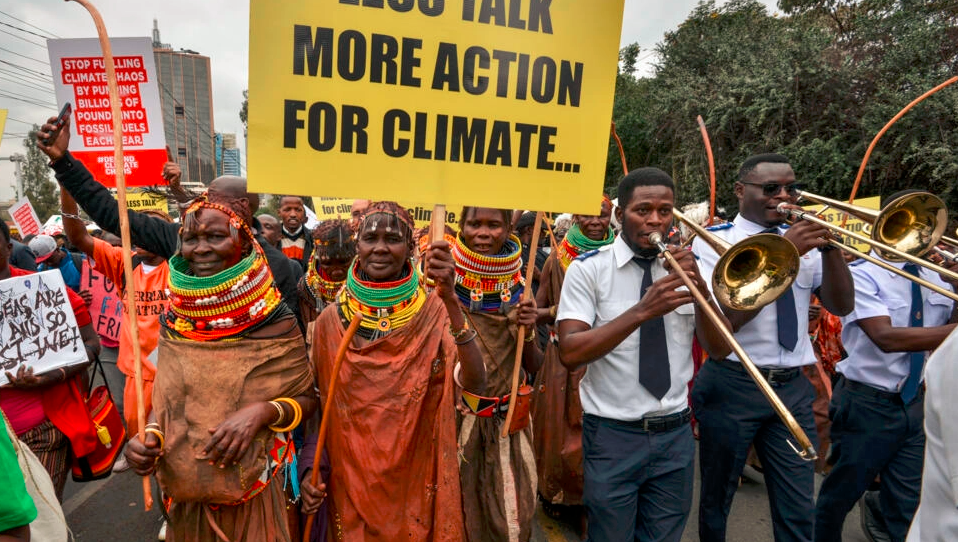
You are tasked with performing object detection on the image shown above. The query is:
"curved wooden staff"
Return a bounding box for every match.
[500,211,543,438]
[844,76,958,224]
[66,0,152,511]
[610,122,629,175]
[302,312,363,542]
[696,115,717,225]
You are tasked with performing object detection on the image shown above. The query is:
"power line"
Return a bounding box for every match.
[6,118,38,127]
[0,66,53,87]
[0,76,56,96]
[0,26,45,48]
[0,20,53,43]
[0,10,60,39]
[0,46,49,67]
[0,91,55,108]
[0,59,52,80]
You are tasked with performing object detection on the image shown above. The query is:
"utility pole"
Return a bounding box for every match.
[0,155,25,199]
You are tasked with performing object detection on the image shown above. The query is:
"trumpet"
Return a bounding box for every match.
[651,220,817,461]
[777,193,958,302]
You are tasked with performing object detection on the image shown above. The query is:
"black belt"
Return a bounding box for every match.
[841,377,924,405]
[589,408,692,433]
[711,358,802,384]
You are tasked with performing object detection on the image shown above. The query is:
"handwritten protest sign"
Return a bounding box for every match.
[81,260,122,347]
[248,0,625,215]
[9,199,42,237]
[802,195,880,253]
[0,271,86,385]
[47,37,167,188]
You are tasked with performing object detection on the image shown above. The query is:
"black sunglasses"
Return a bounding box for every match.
[741,182,806,197]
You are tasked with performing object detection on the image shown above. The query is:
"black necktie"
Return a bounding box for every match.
[900,263,925,402]
[763,227,798,351]
[633,257,670,400]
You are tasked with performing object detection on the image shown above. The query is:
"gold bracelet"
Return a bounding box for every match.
[549,305,558,319]
[269,397,303,433]
[524,331,536,342]
[269,401,285,426]
[144,427,165,450]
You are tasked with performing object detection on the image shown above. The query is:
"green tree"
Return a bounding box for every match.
[21,127,60,223]
[240,89,248,138]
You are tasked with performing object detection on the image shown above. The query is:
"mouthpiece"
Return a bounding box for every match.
[648,232,664,245]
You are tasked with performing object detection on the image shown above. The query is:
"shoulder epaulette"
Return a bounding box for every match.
[575,249,600,261]
[706,223,734,232]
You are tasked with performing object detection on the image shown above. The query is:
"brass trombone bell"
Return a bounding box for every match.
[672,210,800,311]
[796,190,948,263]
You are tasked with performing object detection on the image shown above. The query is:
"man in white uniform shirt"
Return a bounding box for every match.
[557,167,730,542]
[907,326,958,541]
[815,224,957,541]
[691,153,855,542]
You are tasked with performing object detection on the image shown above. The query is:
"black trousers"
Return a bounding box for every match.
[814,376,924,542]
[692,360,818,542]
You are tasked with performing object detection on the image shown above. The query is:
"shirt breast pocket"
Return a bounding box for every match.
[926,291,955,325]
[794,265,816,291]
[596,300,638,351]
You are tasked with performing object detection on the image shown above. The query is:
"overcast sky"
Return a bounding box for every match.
[0,0,778,201]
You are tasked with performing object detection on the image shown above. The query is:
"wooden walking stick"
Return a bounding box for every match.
[66,0,152,511]
[302,313,363,542]
[500,211,544,439]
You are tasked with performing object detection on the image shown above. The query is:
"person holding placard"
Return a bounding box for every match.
[35,113,305,327]
[0,219,101,500]
[301,201,486,541]
[453,206,542,542]
[123,193,317,542]
[531,196,614,525]
[60,190,171,450]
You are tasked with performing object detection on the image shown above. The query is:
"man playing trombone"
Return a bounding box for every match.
[814,192,958,542]
[557,167,730,541]
[692,153,855,542]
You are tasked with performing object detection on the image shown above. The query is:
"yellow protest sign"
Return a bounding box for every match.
[802,195,880,253]
[122,191,170,215]
[0,109,7,149]
[248,0,625,215]
[312,197,460,229]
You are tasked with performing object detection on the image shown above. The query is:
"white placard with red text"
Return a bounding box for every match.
[8,198,41,237]
[47,37,167,187]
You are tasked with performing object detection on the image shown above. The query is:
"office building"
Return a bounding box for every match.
[152,19,216,185]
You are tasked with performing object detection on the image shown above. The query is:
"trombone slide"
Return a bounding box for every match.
[778,204,958,284]
[648,233,818,461]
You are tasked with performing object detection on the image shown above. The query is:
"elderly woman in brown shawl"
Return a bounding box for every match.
[453,207,542,542]
[300,201,486,541]
[124,193,318,542]
[531,197,614,523]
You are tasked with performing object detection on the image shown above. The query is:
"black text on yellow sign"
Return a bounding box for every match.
[248,0,625,216]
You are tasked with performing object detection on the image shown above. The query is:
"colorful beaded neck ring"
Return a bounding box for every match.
[337,260,426,341]
[556,223,615,270]
[452,233,524,313]
[305,256,345,306]
[164,198,282,341]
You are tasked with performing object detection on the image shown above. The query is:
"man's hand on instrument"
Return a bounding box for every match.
[200,402,272,468]
[125,431,162,476]
[633,272,694,322]
[300,479,327,515]
[780,210,830,255]
[517,297,538,336]
[36,114,72,162]
[662,247,709,298]
[936,255,958,289]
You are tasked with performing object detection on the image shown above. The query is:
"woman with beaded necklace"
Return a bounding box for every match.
[531,197,614,524]
[453,207,543,542]
[124,194,318,542]
[298,219,356,324]
[301,201,486,541]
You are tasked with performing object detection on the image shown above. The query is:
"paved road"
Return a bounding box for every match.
[63,455,870,541]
